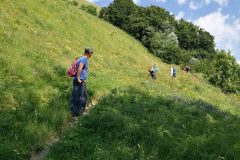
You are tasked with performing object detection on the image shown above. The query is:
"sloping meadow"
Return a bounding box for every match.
[46,87,240,160]
[0,0,239,159]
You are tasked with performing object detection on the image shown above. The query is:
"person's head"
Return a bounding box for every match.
[84,47,93,58]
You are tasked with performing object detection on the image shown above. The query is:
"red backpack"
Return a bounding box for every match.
[67,58,78,77]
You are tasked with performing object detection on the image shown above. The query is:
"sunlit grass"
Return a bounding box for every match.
[0,0,239,159]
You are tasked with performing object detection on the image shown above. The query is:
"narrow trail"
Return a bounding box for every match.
[29,99,97,160]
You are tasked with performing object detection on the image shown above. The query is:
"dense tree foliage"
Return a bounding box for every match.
[128,6,175,39]
[100,0,240,93]
[141,27,180,64]
[208,50,240,93]
[175,19,215,53]
[99,0,137,30]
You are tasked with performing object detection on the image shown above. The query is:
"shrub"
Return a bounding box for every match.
[142,27,180,64]
[68,0,78,6]
[80,5,97,16]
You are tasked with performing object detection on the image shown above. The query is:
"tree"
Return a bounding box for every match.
[208,50,240,93]
[175,19,215,53]
[99,7,108,20]
[198,29,215,53]
[101,0,137,30]
[142,27,180,64]
[127,6,175,40]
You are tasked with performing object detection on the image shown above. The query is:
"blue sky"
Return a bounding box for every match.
[88,0,240,63]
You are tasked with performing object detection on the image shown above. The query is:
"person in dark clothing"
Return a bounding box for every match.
[184,65,191,73]
[149,64,159,80]
[70,48,93,117]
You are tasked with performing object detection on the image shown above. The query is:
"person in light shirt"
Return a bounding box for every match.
[149,64,159,80]
[70,48,93,117]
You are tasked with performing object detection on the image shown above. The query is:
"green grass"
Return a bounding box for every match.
[0,0,239,159]
[46,87,240,160]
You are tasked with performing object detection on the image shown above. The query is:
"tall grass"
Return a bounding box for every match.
[46,87,240,160]
[0,0,239,159]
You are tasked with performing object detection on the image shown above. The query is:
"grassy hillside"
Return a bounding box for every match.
[0,0,239,159]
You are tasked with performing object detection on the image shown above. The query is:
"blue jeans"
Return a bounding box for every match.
[70,79,87,116]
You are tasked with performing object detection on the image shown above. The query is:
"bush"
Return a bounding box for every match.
[142,27,180,64]
[80,5,97,16]
[68,0,78,6]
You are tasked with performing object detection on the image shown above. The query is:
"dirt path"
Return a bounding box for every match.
[29,117,78,160]
[29,99,97,160]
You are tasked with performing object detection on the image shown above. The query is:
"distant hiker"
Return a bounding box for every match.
[184,65,191,73]
[170,65,176,78]
[149,64,159,80]
[70,47,93,117]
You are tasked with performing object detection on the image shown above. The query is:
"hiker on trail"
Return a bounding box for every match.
[149,64,159,80]
[170,65,176,78]
[70,47,93,117]
[184,65,191,73]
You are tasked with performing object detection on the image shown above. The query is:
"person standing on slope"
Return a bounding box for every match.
[70,48,93,117]
[184,65,191,73]
[170,65,176,78]
[149,64,159,80]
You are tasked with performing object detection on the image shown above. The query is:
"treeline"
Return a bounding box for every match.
[99,0,240,93]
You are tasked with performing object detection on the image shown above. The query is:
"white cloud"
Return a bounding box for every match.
[215,0,228,6]
[205,0,210,4]
[189,1,202,10]
[177,0,187,5]
[176,11,185,20]
[132,0,140,4]
[187,0,229,10]
[194,10,240,62]
[156,0,167,2]
[205,0,229,6]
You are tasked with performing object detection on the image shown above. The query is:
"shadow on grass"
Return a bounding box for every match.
[47,86,240,160]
